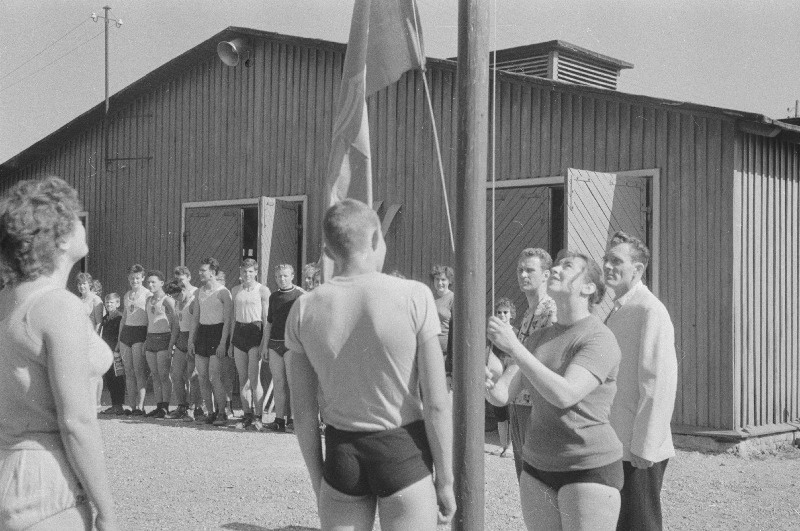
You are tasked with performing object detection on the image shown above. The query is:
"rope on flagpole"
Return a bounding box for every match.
[411,1,456,254]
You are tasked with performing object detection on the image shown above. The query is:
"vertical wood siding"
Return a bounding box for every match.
[733,134,800,429]
[7,32,798,431]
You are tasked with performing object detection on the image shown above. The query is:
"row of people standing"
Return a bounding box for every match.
[94,258,315,430]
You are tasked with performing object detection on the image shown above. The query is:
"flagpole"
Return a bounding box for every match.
[453,0,489,528]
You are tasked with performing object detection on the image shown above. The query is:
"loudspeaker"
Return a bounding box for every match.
[217,38,251,67]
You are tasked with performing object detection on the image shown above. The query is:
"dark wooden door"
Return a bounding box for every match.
[184,206,243,283]
[486,186,552,316]
[258,198,301,292]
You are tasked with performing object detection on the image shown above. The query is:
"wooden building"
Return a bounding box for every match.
[2,27,799,443]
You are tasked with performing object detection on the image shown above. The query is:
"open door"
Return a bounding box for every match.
[258,197,301,292]
[564,168,649,319]
[184,206,242,283]
[486,186,552,315]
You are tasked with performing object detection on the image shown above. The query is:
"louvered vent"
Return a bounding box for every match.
[493,53,549,77]
[490,40,632,91]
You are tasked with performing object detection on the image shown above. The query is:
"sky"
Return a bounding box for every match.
[1,0,799,164]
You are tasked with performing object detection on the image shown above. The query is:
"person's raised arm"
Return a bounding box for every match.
[417,334,456,525]
[187,295,200,356]
[34,292,118,531]
[487,316,601,409]
[217,289,233,358]
[485,363,524,407]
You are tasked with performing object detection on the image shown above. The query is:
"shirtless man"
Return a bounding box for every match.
[187,258,233,426]
[229,259,270,430]
[117,264,150,415]
[262,264,304,432]
[143,270,177,418]
[285,199,455,529]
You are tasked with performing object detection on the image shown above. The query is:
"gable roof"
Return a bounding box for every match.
[2,26,799,178]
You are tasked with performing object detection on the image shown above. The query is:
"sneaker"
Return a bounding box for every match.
[264,420,286,433]
[204,411,218,425]
[194,410,209,423]
[167,405,188,420]
[286,418,294,431]
[213,412,229,426]
[144,407,160,418]
[152,407,167,419]
[123,408,133,416]
[101,405,125,415]
[252,418,264,432]
[130,408,145,416]
[183,408,195,422]
[235,413,253,430]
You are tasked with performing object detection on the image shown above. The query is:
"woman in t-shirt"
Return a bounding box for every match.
[0,177,117,530]
[486,252,623,530]
[430,264,454,356]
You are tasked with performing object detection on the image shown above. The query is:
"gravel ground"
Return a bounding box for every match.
[99,414,800,530]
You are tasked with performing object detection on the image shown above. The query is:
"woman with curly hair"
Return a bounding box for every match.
[0,176,117,530]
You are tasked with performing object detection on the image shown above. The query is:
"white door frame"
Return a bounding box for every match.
[485,169,660,295]
[181,195,308,271]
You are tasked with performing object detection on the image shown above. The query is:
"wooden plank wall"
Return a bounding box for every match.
[4,33,758,430]
[733,133,800,429]
[7,38,343,298]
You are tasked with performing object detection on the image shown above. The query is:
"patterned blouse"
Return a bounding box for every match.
[511,295,557,406]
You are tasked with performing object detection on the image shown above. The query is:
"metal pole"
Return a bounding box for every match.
[452,0,489,529]
[103,5,110,115]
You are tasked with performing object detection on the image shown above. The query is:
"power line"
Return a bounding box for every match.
[0,17,91,82]
[0,29,104,93]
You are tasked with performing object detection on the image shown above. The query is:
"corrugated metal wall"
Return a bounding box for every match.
[9,30,796,431]
[733,133,800,429]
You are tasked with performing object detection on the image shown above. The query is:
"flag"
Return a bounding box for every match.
[326,0,426,206]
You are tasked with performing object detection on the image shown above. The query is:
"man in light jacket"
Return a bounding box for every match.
[604,231,678,531]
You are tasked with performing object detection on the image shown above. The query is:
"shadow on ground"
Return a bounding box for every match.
[222,524,318,531]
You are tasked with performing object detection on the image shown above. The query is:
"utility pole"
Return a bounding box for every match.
[92,7,121,169]
[452,0,489,529]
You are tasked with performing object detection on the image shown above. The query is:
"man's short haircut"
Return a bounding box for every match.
[609,231,650,269]
[201,257,220,274]
[274,263,294,275]
[146,269,165,282]
[558,250,606,310]
[430,265,455,285]
[494,297,517,319]
[105,292,120,302]
[173,265,191,278]
[0,176,82,284]
[241,258,258,269]
[323,199,381,259]
[76,272,93,284]
[164,279,183,296]
[128,264,145,276]
[518,248,553,272]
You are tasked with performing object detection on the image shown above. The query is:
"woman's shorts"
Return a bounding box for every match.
[324,420,433,498]
[0,446,89,531]
[175,330,190,353]
[144,332,172,352]
[119,325,148,348]
[194,323,226,357]
[522,459,624,492]
[268,338,289,356]
[232,321,263,353]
